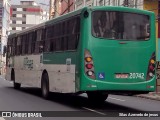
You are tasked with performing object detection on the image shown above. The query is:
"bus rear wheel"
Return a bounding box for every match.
[41,73,50,99]
[14,82,21,89]
[11,70,21,89]
[87,92,108,102]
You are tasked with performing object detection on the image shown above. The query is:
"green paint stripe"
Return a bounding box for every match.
[43,52,77,64]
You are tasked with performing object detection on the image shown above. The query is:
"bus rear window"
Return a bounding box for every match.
[92,11,150,40]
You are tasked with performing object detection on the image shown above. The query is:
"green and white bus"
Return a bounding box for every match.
[6,6,156,102]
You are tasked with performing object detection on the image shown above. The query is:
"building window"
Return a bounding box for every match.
[12,20,16,24]
[12,27,16,30]
[99,0,103,6]
[22,21,26,24]
[12,14,16,17]
[22,27,26,30]
[13,8,17,11]
[22,14,26,18]
[23,8,26,11]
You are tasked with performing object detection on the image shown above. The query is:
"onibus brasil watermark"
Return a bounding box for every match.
[1,112,42,118]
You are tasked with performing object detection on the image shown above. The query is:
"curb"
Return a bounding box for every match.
[135,94,160,101]
[0,117,5,120]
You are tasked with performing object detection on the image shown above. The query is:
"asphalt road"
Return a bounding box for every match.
[0,76,160,120]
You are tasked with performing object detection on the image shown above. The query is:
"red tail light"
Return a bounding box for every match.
[147,52,156,80]
[84,49,95,79]
[86,64,93,69]
[149,65,154,71]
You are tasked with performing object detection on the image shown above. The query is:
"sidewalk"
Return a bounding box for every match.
[0,117,5,120]
[135,92,160,101]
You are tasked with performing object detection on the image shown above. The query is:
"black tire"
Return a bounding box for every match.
[41,73,50,99]
[87,92,108,103]
[11,70,21,89]
[127,93,134,96]
[14,82,21,89]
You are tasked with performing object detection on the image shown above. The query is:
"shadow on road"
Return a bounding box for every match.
[7,86,141,112]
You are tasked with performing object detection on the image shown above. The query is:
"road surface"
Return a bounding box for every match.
[0,76,160,120]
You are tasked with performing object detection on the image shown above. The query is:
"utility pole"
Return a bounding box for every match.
[118,0,120,6]
[123,0,129,7]
[68,0,70,13]
[135,0,138,8]
[49,0,54,19]
[61,0,74,15]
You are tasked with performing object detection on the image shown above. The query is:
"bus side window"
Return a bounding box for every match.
[31,31,36,54]
[55,23,63,51]
[63,21,68,51]
[11,38,14,56]
[22,34,27,55]
[76,17,80,48]
[24,34,28,55]
[28,32,32,54]
[68,17,78,50]
[25,33,29,54]
[50,25,55,52]
[35,29,43,53]
[45,26,52,52]
[17,36,21,55]
[14,37,17,55]
[39,28,46,53]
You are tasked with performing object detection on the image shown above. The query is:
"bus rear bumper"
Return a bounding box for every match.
[80,77,156,93]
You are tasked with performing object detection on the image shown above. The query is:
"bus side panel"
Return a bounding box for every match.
[43,52,77,93]
[77,10,99,92]
[12,55,42,88]
[43,64,75,93]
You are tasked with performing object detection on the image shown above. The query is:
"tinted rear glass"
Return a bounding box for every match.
[92,11,150,40]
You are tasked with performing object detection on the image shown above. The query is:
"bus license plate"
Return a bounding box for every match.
[115,74,129,79]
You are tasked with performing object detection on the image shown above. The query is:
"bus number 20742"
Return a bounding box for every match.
[129,73,144,79]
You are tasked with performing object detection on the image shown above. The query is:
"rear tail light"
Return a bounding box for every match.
[84,49,95,79]
[85,57,92,62]
[147,52,156,80]
[86,64,93,69]
[86,71,94,76]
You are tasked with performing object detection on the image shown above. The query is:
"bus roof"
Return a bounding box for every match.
[8,7,87,38]
[8,6,154,38]
[91,6,154,15]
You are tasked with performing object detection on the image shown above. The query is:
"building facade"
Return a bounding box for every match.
[60,0,74,15]
[53,0,143,17]
[143,0,160,92]
[52,0,74,18]
[75,0,143,9]
[158,0,160,92]
[143,0,158,58]
[0,0,10,75]
[10,1,49,34]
